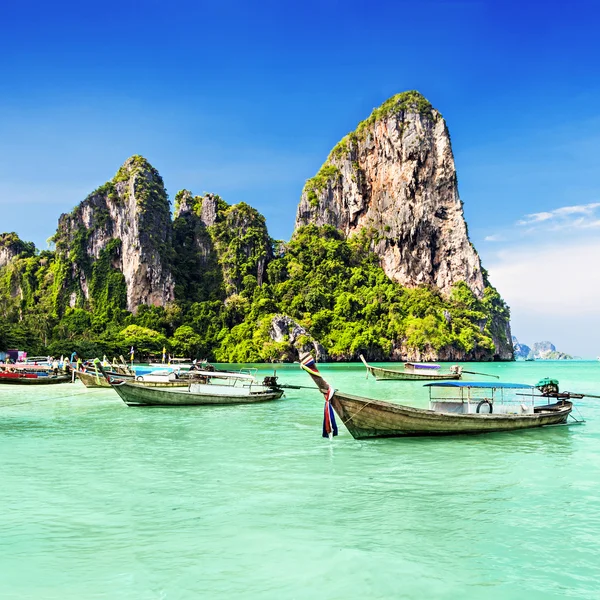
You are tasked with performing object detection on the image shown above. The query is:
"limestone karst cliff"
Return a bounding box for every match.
[172,191,272,300]
[296,91,484,298]
[1,95,514,362]
[512,336,532,360]
[295,91,512,359]
[0,233,35,268]
[53,156,175,313]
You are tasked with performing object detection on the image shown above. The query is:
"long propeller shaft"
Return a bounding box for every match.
[461,370,500,379]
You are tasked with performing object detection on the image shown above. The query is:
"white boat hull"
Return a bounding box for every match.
[112,381,284,406]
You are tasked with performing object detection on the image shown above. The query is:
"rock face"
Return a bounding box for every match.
[269,314,327,361]
[531,341,573,360]
[172,191,223,301]
[0,233,35,268]
[54,156,175,312]
[0,244,19,269]
[512,336,531,360]
[295,91,485,299]
[513,338,573,360]
[532,341,556,356]
[492,316,513,361]
[173,191,272,299]
[295,91,513,360]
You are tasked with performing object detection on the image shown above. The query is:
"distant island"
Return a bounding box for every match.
[0,92,513,363]
[512,337,574,360]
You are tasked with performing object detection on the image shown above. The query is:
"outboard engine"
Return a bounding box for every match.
[262,375,280,389]
[536,378,560,396]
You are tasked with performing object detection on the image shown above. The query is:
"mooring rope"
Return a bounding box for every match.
[570,406,587,423]
[342,396,379,425]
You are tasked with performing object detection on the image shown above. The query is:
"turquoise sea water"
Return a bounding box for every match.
[1,361,599,599]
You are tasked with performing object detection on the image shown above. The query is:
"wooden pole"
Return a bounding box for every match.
[299,352,331,394]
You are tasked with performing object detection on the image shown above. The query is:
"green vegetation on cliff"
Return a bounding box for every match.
[0,232,36,259]
[357,90,437,131]
[172,193,271,300]
[303,165,341,207]
[0,222,509,362]
[211,226,508,361]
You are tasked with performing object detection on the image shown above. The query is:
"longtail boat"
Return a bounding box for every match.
[359,355,462,381]
[301,355,582,439]
[109,380,284,407]
[76,369,135,388]
[99,364,285,406]
[0,370,71,385]
[76,366,207,389]
[75,359,136,388]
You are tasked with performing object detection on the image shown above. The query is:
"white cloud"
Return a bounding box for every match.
[517,202,600,229]
[487,240,600,317]
[484,202,600,245]
[554,202,600,216]
[517,212,553,225]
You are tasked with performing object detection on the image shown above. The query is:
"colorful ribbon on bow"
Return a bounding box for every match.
[301,355,338,439]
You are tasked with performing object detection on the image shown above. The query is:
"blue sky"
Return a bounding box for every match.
[1,0,599,355]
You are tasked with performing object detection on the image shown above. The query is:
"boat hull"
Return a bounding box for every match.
[359,355,460,381]
[366,365,461,381]
[0,374,72,385]
[76,370,135,388]
[112,382,284,406]
[332,392,572,439]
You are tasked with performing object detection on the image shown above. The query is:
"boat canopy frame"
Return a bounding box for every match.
[424,382,536,406]
[424,382,533,389]
[405,362,441,370]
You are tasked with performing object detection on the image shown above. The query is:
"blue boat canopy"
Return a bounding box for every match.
[424,382,533,389]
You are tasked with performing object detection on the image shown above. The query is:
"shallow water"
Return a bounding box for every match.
[1,361,599,599]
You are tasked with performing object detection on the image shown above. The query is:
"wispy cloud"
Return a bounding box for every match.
[482,201,600,245]
[517,202,600,229]
[484,234,505,242]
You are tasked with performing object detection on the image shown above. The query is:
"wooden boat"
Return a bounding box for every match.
[76,367,211,389]
[0,371,72,385]
[110,379,284,407]
[76,369,135,388]
[323,389,573,439]
[97,362,284,406]
[302,355,576,439]
[74,357,138,388]
[359,355,461,381]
